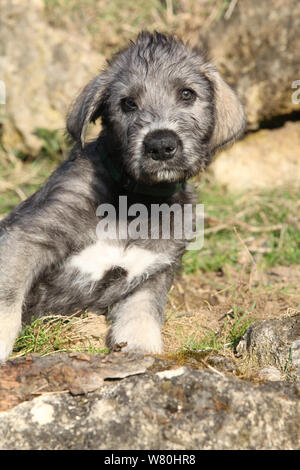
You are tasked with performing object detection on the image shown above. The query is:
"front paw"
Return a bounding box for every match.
[0,339,15,363]
[0,312,21,362]
[107,315,162,354]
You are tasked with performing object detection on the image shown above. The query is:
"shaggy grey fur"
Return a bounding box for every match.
[0,31,245,360]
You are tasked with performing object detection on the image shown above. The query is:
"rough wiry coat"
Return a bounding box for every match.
[0,32,245,361]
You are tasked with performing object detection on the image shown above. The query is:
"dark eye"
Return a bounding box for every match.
[121,97,137,112]
[181,89,195,101]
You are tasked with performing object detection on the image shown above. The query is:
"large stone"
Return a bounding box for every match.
[201,0,300,129]
[237,314,300,381]
[210,122,300,189]
[0,0,105,154]
[0,352,299,449]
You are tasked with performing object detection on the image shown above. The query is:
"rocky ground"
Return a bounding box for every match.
[0,348,299,450]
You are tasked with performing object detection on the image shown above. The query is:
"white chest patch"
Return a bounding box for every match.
[68,240,172,283]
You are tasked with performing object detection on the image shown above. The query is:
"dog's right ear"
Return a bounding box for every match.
[67,73,108,148]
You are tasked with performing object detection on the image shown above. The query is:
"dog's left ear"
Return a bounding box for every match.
[203,64,246,153]
[67,73,108,148]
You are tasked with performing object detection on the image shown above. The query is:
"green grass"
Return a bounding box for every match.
[183,178,300,273]
[0,157,55,215]
[12,314,109,358]
[0,128,67,215]
[181,303,254,354]
[33,128,71,162]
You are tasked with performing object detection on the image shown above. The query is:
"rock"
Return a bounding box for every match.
[0,352,300,449]
[202,0,300,129]
[210,122,300,189]
[0,359,299,449]
[237,315,300,381]
[206,354,237,373]
[258,366,283,382]
[0,0,105,154]
[0,351,154,411]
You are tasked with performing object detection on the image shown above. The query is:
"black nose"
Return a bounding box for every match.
[143,130,179,161]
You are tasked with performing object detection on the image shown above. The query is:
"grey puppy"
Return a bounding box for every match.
[0,32,245,361]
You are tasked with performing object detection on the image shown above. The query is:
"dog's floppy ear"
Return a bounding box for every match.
[67,73,108,148]
[203,64,246,153]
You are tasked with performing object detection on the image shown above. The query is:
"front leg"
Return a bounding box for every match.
[106,270,173,354]
[0,293,22,363]
[0,156,100,361]
[0,228,57,362]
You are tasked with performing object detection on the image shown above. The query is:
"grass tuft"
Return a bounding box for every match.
[12,314,109,359]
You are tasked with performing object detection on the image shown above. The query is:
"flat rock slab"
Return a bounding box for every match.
[0,351,154,411]
[0,353,300,449]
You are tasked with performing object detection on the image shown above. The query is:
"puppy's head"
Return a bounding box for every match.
[67,31,245,184]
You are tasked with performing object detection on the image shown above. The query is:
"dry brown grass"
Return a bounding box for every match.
[163,264,300,351]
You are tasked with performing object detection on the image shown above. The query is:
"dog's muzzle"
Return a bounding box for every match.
[143,129,180,161]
